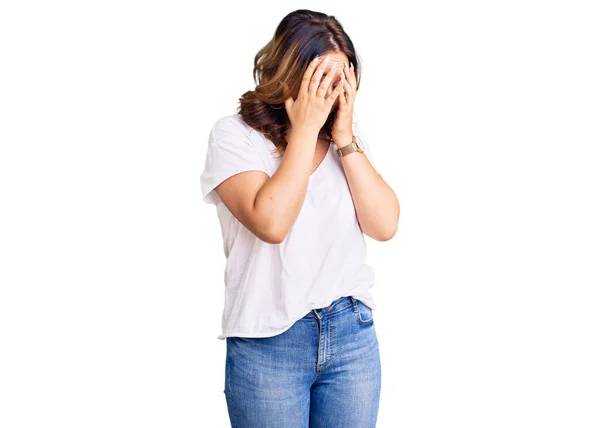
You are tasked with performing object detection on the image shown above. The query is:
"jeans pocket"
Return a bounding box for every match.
[355,299,374,324]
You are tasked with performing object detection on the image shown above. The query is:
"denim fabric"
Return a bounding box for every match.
[223,296,381,427]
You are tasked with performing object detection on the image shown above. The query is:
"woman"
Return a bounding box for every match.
[200,9,400,427]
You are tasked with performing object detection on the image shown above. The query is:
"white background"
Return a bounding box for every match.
[1,1,599,427]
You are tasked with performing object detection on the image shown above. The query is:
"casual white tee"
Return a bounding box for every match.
[200,113,379,340]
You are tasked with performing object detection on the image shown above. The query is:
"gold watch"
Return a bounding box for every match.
[335,135,364,158]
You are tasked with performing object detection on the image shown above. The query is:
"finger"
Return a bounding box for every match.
[326,80,345,105]
[284,96,294,114]
[345,61,357,90]
[316,62,339,99]
[340,67,353,99]
[338,80,347,110]
[336,72,350,108]
[341,76,354,101]
[308,55,331,96]
[299,55,323,97]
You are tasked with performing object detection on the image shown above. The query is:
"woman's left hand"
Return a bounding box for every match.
[330,61,357,148]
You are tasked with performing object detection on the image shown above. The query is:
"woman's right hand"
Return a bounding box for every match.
[284,55,344,134]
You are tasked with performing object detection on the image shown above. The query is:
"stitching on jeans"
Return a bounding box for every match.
[329,319,335,361]
[311,297,356,320]
[326,301,354,317]
[228,358,231,393]
[223,352,229,396]
[317,318,325,370]
[328,319,332,362]
[357,300,374,324]
[318,319,334,370]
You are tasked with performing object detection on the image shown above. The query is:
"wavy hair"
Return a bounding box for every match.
[237,9,362,159]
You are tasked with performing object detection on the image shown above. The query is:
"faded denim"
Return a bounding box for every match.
[224,296,381,427]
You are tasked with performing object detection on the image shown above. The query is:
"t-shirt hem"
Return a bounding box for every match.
[216,293,372,340]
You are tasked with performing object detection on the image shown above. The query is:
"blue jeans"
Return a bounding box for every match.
[224,296,381,427]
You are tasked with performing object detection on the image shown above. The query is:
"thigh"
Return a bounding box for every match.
[309,299,381,428]
[224,318,318,428]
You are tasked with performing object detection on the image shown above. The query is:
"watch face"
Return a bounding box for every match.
[354,135,365,151]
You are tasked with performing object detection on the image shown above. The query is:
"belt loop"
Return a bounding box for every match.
[349,296,358,312]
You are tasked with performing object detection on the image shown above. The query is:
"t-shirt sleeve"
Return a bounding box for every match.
[200,116,270,205]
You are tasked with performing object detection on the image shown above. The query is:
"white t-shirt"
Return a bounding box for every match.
[200,113,378,340]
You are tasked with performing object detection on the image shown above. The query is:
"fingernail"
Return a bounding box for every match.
[314,55,319,62]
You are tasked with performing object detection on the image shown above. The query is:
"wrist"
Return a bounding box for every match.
[288,126,320,143]
[331,133,354,148]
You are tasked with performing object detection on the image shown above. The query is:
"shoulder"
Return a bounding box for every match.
[212,113,254,139]
[210,114,270,156]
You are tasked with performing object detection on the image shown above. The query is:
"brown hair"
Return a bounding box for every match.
[237,9,362,159]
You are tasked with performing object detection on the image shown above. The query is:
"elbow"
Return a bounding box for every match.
[379,202,400,241]
[247,206,288,244]
[259,220,287,244]
[267,227,287,244]
[374,226,397,242]
[375,212,400,242]
[262,232,285,245]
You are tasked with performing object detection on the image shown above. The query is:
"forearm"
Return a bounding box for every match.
[254,127,319,242]
[340,150,400,241]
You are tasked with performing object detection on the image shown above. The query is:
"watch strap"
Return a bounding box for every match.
[335,135,364,158]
